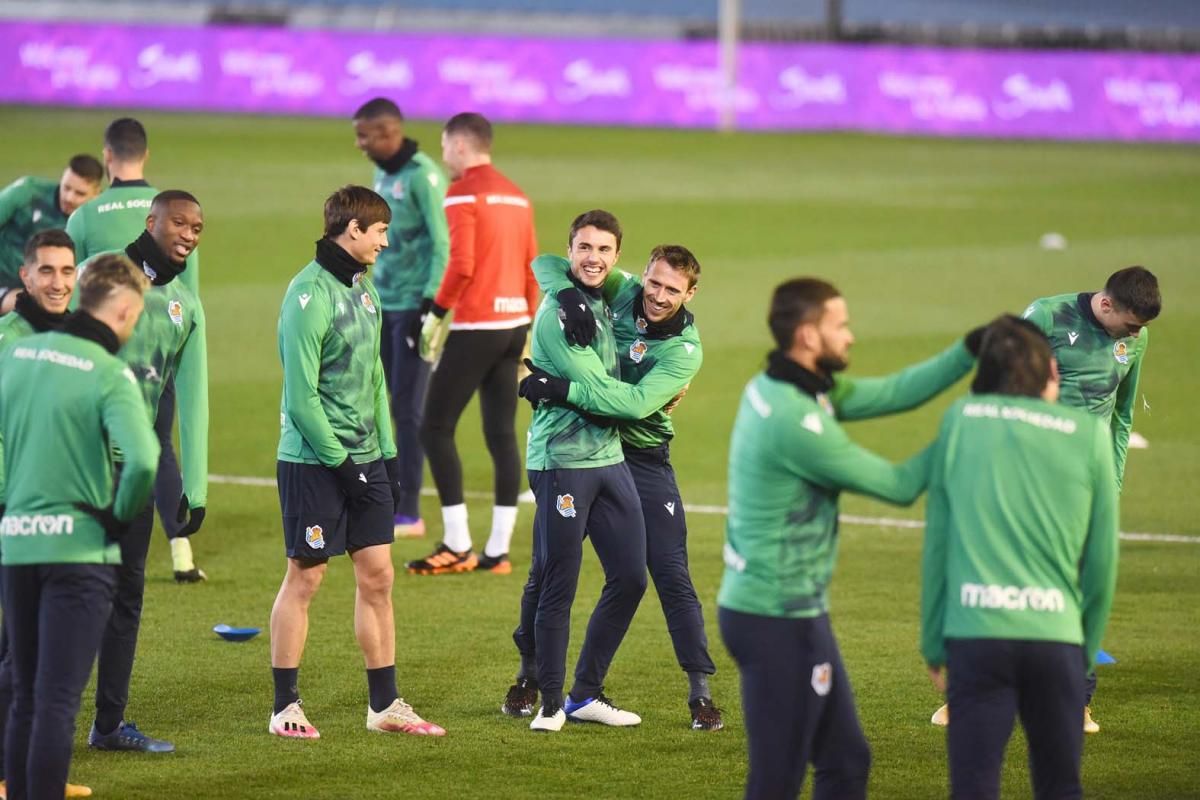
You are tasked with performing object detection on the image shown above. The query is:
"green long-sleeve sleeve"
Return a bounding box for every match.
[106,364,160,521]
[412,164,450,300]
[372,355,397,459]
[175,299,209,507]
[833,339,974,422]
[920,416,953,666]
[566,338,700,420]
[1109,331,1145,488]
[279,283,347,468]
[1081,422,1120,670]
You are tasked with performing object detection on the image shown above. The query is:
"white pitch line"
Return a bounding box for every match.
[209,474,1200,545]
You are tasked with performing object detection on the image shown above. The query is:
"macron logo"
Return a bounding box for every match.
[683,343,695,354]
[801,412,824,435]
[664,501,676,516]
[358,472,367,483]
[1068,331,1079,345]
[299,293,311,310]
[960,583,1065,613]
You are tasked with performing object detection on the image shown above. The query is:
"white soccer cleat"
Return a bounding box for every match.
[931,703,949,727]
[1083,706,1100,734]
[367,698,446,736]
[269,701,320,739]
[565,693,641,727]
[529,705,566,732]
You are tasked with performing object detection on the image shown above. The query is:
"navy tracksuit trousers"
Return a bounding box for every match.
[514,464,647,707]
[946,638,1086,800]
[719,609,871,800]
[2,563,116,800]
[623,444,715,676]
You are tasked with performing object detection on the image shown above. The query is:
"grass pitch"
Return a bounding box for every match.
[2,106,1198,799]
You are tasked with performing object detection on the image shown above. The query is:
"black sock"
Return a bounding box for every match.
[367,665,398,714]
[687,671,711,704]
[273,667,300,714]
[94,713,123,737]
[517,652,537,684]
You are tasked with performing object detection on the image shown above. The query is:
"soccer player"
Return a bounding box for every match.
[66,116,206,582]
[76,190,209,754]
[515,244,723,730]
[929,265,1160,733]
[268,185,444,740]
[920,315,1119,800]
[718,278,980,800]
[352,98,449,539]
[406,112,538,576]
[0,155,102,310]
[0,254,157,800]
[0,229,96,798]
[506,210,648,733]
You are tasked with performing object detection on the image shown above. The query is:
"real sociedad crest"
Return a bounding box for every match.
[305,524,326,550]
[167,299,183,326]
[361,292,377,314]
[629,340,648,364]
[635,316,648,334]
[1113,341,1129,364]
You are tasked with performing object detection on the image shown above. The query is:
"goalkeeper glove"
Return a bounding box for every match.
[419,303,450,363]
[556,288,596,347]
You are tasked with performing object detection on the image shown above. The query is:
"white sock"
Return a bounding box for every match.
[441,504,472,553]
[170,537,195,571]
[484,506,519,558]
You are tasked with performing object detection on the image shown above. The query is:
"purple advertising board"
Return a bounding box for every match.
[3,20,1199,141]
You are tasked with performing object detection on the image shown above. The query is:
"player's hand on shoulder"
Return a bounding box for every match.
[556,288,595,348]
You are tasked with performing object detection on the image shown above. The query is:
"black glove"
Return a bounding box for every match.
[383,457,404,515]
[74,502,130,542]
[332,456,372,504]
[406,298,435,351]
[965,325,988,357]
[518,359,570,408]
[556,288,595,348]
[175,494,207,537]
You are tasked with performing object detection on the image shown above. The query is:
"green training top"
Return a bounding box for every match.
[0,311,39,502]
[718,341,974,619]
[0,176,66,289]
[530,258,703,449]
[277,260,397,466]
[75,252,209,508]
[371,150,449,312]
[1022,292,1147,487]
[920,394,1120,671]
[0,329,159,565]
[525,255,625,471]
[65,182,200,296]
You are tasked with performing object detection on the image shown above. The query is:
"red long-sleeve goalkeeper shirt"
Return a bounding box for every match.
[434,164,538,330]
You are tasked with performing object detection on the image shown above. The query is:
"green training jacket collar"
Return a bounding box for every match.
[14,290,69,333]
[110,178,151,188]
[125,231,183,286]
[372,138,420,175]
[62,310,120,355]
[766,349,834,398]
[314,238,366,287]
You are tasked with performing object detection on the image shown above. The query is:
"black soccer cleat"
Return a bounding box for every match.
[689,697,725,731]
[174,567,208,584]
[502,677,539,717]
